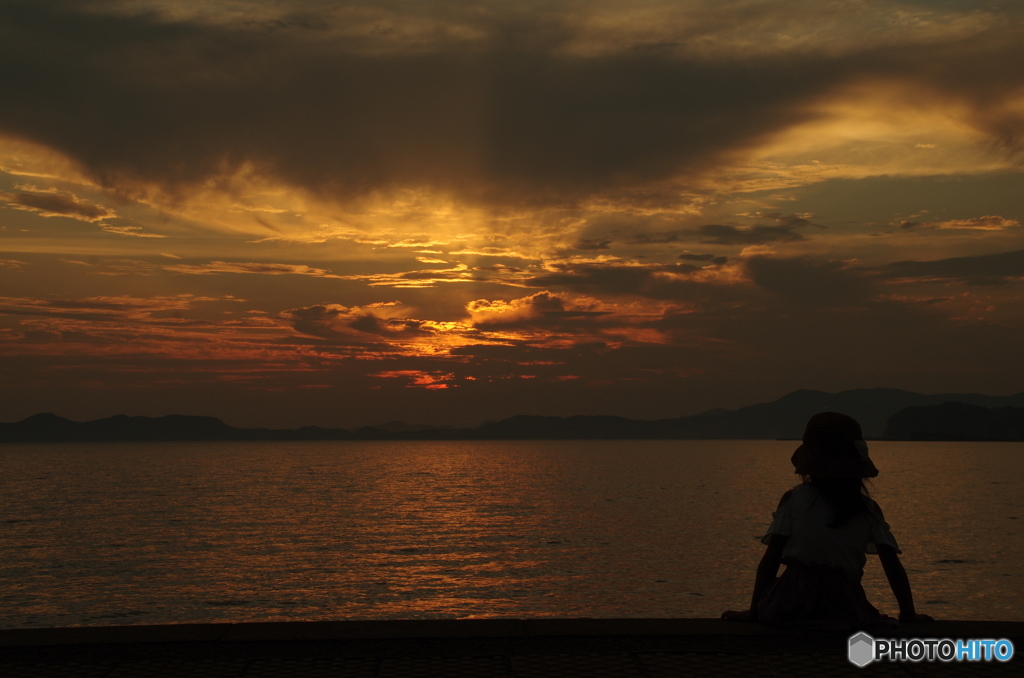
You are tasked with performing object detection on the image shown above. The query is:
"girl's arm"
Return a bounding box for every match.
[876,544,933,623]
[722,535,787,621]
[751,534,788,610]
[722,490,792,621]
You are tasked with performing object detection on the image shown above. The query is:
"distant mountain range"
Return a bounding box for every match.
[883,402,1024,441]
[2,388,1023,443]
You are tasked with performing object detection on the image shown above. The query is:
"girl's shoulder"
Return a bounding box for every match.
[864,496,887,518]
[785,482,816,501]
[777,483,817,510]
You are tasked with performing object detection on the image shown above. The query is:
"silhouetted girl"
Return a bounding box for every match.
[722,412,932,629]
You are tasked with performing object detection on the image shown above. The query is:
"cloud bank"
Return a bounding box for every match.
[1,0,1022,213]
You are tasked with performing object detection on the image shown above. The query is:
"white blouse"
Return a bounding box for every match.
[761,482,901,578]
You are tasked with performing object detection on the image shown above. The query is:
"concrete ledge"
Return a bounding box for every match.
[2,618,1022,648]
[221,619,531,642]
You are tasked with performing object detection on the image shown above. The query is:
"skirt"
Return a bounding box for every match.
[757,558,897,631]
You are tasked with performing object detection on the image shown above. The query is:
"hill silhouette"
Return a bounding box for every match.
[3,388,1024,443]
[884,402,1024,441]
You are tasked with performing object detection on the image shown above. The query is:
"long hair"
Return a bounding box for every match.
[802,476,871,528]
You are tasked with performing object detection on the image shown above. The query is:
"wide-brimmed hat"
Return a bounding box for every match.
[791,411,879,479]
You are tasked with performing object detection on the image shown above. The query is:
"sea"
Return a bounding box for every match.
[1,440,1021,629]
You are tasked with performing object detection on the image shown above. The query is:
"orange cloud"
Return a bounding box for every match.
[164,261,343,277]
[338,263,518,288]
[898,215,1021,231]
[372,370,457,389]
[466,291,578,325]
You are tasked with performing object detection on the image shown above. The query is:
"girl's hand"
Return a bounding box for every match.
[899,612,934,623]
[721,609,757,622]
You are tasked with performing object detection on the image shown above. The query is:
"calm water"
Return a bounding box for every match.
[1,440,1021,628]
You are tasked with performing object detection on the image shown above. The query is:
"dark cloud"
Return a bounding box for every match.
[628,230,687,244]
[572,238,612,251]
[697,224,806,245]
[759,212,823,229]
[0,189,114,222]
[281,305,354,340]
[678,252,728,265]
[282,303,434,341]
[526,261,700,297]
[527,254,875,308]
[627,213,816,247]
[0,305,120,322]
[744,256,873,306]
[0,295,200,321]
[448,342,610,362]
[880,249,1024,286]
[9,1,1012,207]
[513,291,565,314]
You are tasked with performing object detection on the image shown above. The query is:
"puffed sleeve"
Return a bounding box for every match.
[865,500,902,554]
[760,497,793,545]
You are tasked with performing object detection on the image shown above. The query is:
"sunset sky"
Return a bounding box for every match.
[1,0,1022,428]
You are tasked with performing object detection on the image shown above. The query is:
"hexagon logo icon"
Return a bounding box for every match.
[848,632,875,667]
